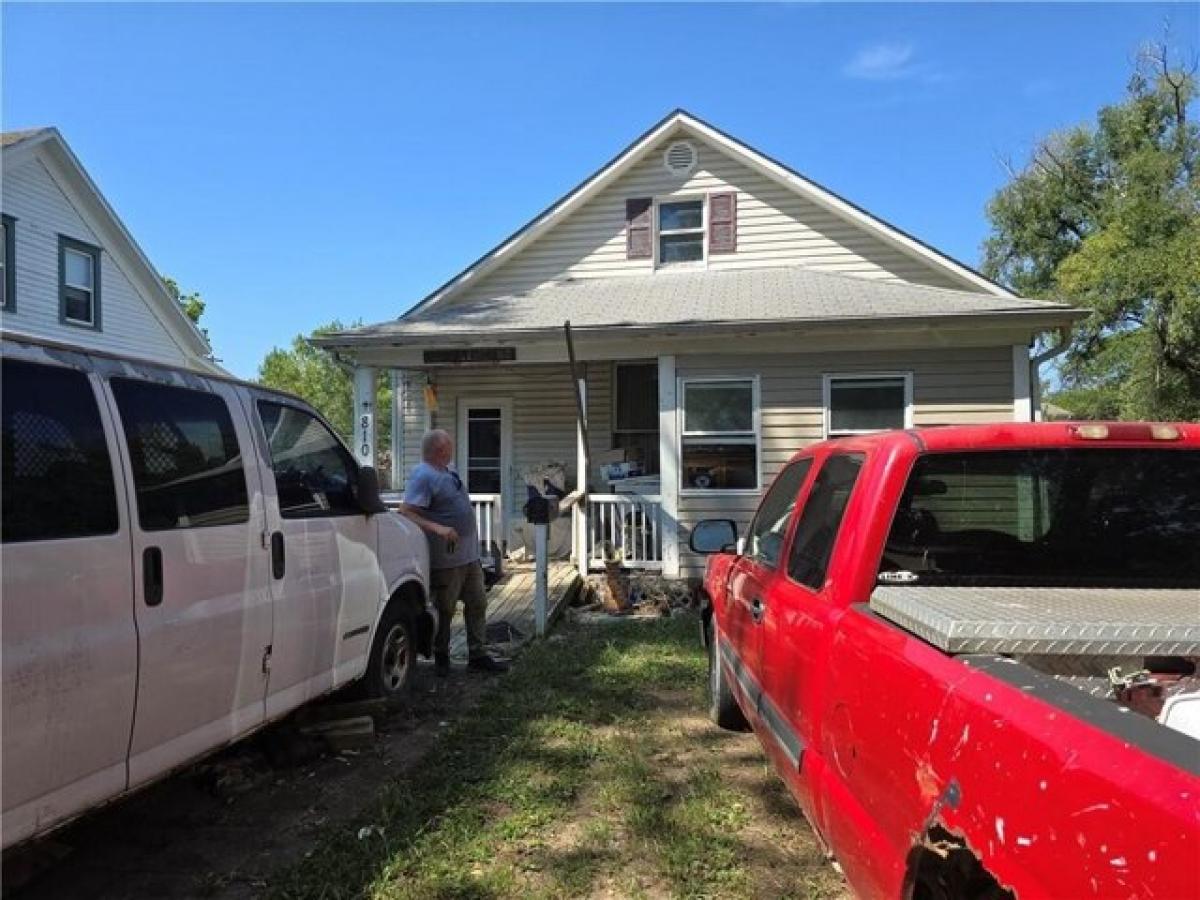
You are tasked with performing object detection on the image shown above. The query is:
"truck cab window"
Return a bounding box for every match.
[787,454,864,590]
[110,379,249,531]
[2,360,119,542]
[257,401,358,518]
[745,459,812,567]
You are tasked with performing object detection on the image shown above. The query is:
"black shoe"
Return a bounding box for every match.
[434,653,450,677]
[467,655,509,674]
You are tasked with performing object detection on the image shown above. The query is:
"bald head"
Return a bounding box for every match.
[421,429,454,466]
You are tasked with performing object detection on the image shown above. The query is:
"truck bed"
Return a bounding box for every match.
[869,586,1200,656]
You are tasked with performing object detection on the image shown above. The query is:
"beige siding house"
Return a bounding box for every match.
[317,110,1080,578]
[1,128,217,372]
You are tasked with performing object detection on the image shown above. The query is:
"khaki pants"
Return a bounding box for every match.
[431,561,488,659]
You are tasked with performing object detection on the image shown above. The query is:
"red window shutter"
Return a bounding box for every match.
[708,192,737,253]
[626,198,653,260]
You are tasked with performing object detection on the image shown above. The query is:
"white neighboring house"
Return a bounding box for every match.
[1,128,218,373]
[315,109,1084,578]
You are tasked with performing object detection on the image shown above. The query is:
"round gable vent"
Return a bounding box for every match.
[663,140,697,177]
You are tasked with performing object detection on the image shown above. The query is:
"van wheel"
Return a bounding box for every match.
[364,606,416,699]
[708,619,748,731]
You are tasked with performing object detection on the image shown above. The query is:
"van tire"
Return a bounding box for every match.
[363,605,417,699]
[707,619,748,731]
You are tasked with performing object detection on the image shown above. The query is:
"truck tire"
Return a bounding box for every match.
[363,604,417,699]
[707,619,749,731]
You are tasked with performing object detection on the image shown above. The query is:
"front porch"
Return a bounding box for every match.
[368,354,681,577]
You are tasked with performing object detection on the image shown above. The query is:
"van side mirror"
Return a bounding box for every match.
[355,466,388,515]
[689,519,738,555]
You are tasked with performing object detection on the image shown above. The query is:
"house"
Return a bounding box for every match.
[1,128,218,373]
[315,110,1081,578]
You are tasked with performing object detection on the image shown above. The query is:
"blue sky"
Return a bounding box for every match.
[4,2,1195,378]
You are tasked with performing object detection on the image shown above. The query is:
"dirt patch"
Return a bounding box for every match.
[3,664,497,900]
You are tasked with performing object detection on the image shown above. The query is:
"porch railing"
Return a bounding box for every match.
[586,493,663,570]
[381,491,503,559]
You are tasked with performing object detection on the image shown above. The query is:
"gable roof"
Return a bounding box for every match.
[402,109,1016,320]
[316,265,1079,350]
[2,127,218,369]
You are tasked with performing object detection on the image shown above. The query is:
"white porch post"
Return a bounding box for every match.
[353,365,377,469]
[1012,344,1033,422]
[657,355,679,578]
[574,376,588,579]
[390,369,404,489]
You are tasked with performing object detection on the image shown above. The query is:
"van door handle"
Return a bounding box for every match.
[750,596,766,623]
[270,531,285,580]
[143,546,164,607]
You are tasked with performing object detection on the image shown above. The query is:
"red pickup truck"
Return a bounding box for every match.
[693,422,1199,899]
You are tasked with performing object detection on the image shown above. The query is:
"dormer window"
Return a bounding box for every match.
[657,199,704,266]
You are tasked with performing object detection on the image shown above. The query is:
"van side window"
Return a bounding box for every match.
[110,379,250,531]
[257,401,358,518]
[2,359,119,542]
[744,459,812,567]
[787,454,864,590]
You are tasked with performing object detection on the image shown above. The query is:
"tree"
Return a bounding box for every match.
[982,39,1200,420]
[257,320,392,461]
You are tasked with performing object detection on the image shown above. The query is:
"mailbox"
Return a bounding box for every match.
[523,495,560,524]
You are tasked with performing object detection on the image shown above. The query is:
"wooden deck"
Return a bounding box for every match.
[448,561,580,660]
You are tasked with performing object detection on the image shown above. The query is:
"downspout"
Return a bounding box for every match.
[1029,327,1071,421]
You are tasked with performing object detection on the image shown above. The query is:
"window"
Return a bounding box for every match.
[612,362,659,475]
[824,374,911,437]
[745,459,813,567]
[463,407,502,493]
[258,401,359,518]
[1,214,14,311]
[657,198,704,266]
[111,379,249,530]
[680,377,758,491]
[2,360,119,542]
[788,454,864,589]
[881,449,1200,588]
[59,236,101,328]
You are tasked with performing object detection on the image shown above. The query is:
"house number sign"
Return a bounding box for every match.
[359,402,373,461]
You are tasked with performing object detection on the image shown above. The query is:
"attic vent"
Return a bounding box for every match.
[663,140,697,177]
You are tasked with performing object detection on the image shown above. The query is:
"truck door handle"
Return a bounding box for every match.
[143,546,163,607]
[270,531,285,580]
[751,596,766,623]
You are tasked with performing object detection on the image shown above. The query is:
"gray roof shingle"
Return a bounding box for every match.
[325,265,1077,344]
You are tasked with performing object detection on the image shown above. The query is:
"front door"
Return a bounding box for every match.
[107,377,273,788]
[457,399,511,549]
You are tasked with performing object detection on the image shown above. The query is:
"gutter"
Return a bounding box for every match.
[1029,327,1072,421]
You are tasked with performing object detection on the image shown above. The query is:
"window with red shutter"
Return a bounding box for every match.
[708,191,737,253]
[626,198,652,260]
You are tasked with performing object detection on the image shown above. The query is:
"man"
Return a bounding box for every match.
[399,429,508,677]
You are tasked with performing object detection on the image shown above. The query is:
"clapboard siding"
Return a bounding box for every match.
[0,157,191,366]
[451,133,968,305]
[675,346,1015,576]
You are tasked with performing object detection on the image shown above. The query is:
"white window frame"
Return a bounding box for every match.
[822,372,914,438]
[654,195,707,271]
[678,374,761,495]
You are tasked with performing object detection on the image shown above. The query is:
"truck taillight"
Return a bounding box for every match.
[1069,423,1183,441]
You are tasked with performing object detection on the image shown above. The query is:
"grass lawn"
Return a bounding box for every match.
[270,615,847,900]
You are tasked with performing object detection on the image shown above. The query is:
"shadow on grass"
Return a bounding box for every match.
[268,618,719,899]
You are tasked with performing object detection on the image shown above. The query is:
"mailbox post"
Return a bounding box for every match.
[523,494,559,637]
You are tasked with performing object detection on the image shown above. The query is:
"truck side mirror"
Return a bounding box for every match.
[355,465,388,515]
[689,519,738,555]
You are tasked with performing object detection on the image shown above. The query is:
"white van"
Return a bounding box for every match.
[1,335,432,850]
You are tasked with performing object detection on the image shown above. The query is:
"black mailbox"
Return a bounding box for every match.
[523,495,560,524]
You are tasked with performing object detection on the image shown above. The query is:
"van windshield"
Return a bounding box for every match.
[879,448,1200,588]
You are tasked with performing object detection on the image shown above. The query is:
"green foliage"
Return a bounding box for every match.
[256,320,392,451]
[162,276,208,340]
[983,41,1200,420]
